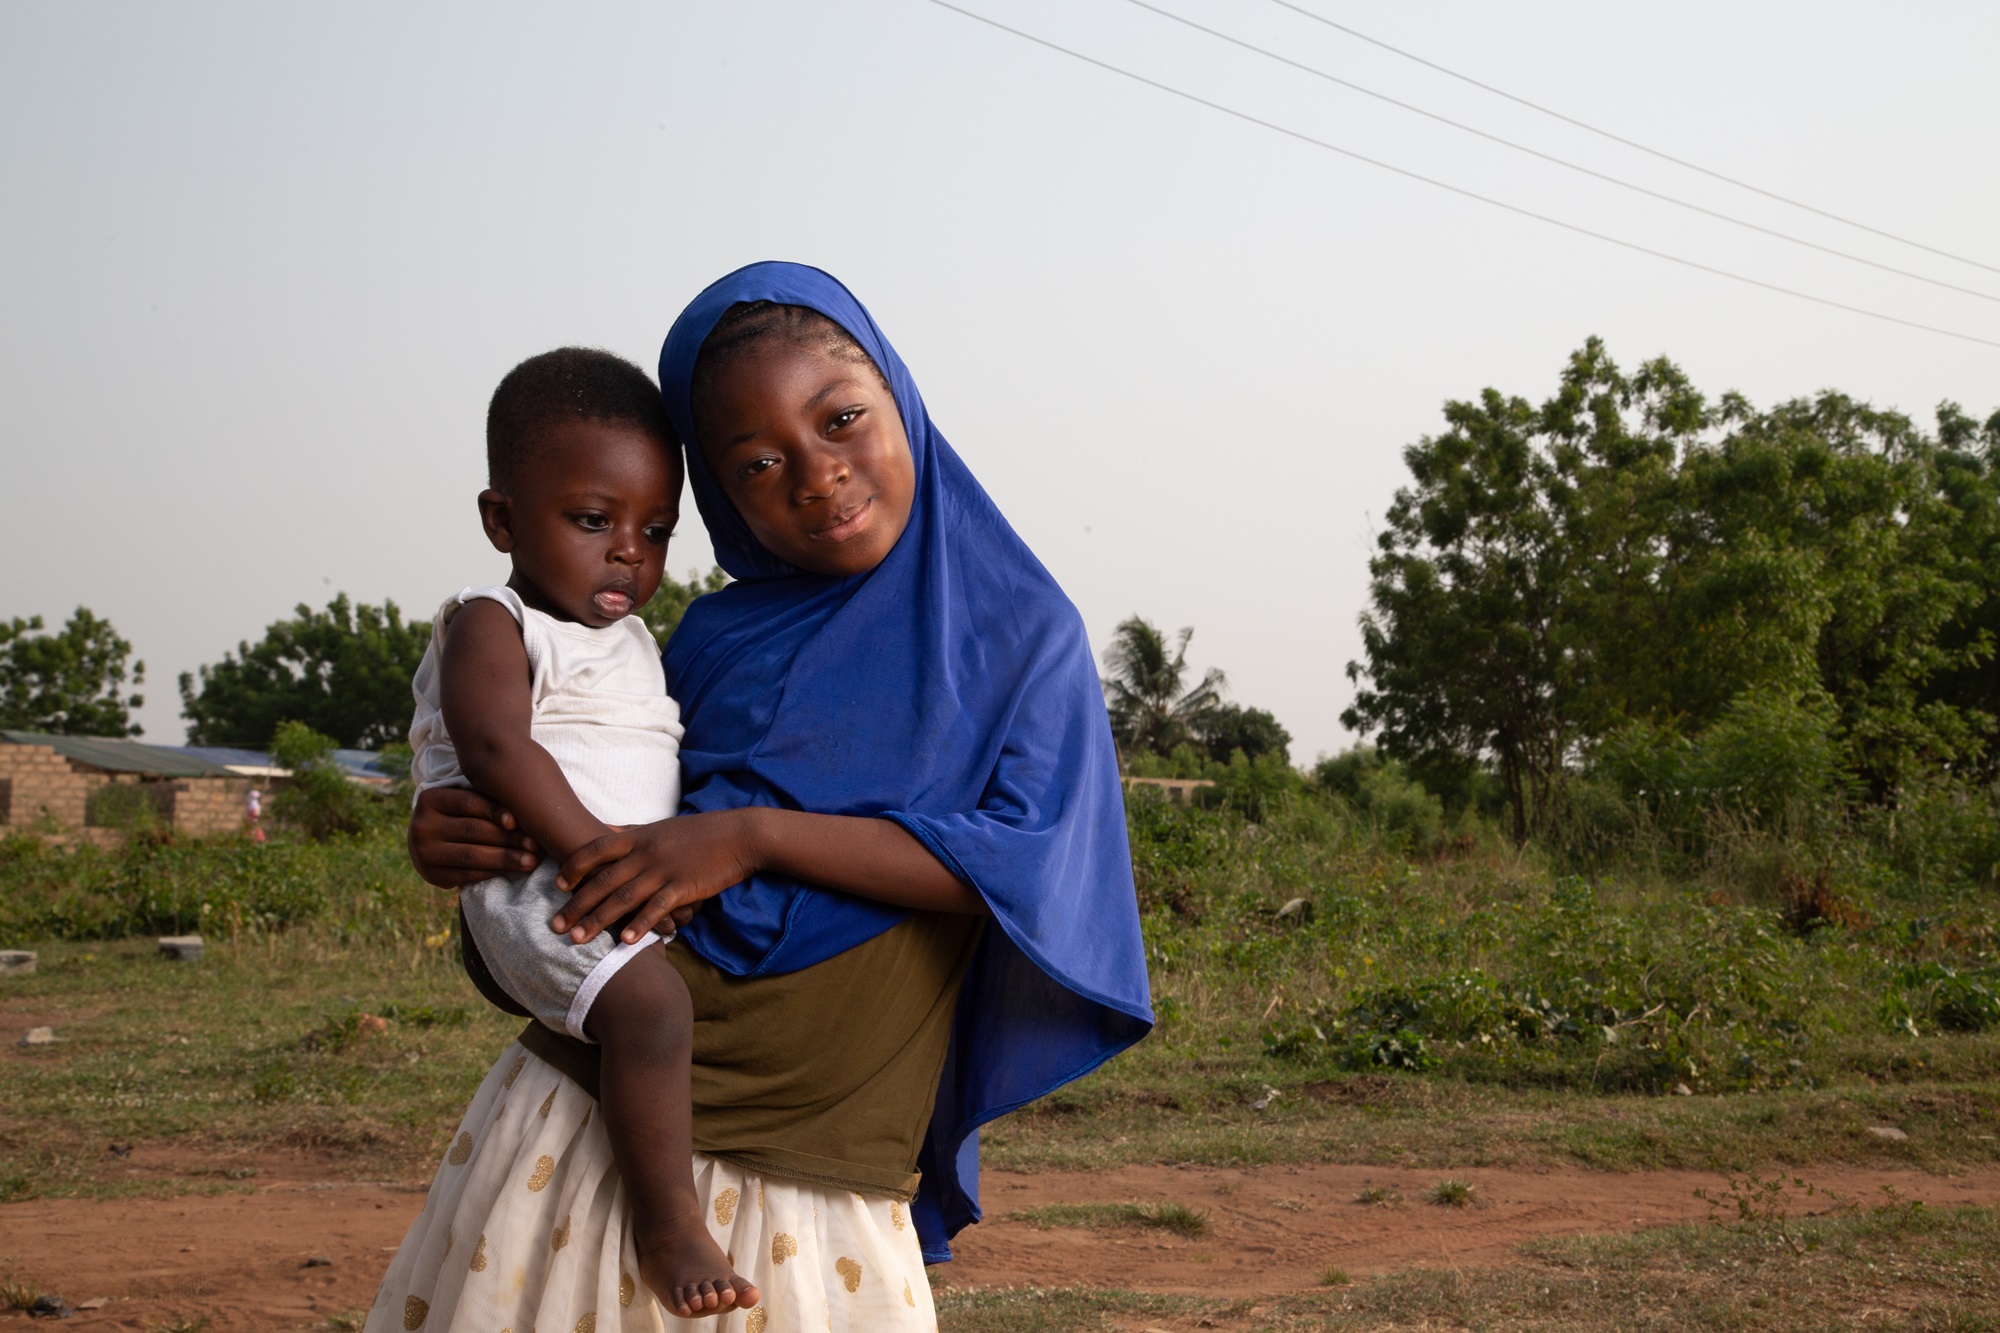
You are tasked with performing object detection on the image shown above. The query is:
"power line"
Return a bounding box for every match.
[1120,0,2000,306]
[1263,0,2000,279]
[921,0,2000,351]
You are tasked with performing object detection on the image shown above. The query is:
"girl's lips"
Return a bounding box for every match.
[809,497,873,544]
[592,588,634,617]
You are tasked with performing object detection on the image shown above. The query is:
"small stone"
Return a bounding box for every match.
[157,935,205,962]
[303,1255,334,1268]
[1867,1125,1909,1141]
[27,1293,75,1319]
[19,1026,57,1047]
[107,1142,133,1158]
[0,950,36,977]
[1249,1085,1283,1111]
[1275,896,1312,923]
[76,1298,108,1311]
[1673,1083,1694,1096]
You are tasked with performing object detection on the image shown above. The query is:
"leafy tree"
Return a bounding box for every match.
[1345,339,1996,841]
[639,567,730,643]
[1198,702,1292,765]
[1101,617,1226,760]
[0,607,145,736]
[179,594,431,749]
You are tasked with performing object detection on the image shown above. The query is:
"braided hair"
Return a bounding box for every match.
[689,301,889,446]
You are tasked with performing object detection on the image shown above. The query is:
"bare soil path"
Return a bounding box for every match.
[4,1154,1999,1329]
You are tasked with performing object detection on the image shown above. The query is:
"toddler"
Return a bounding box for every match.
[407,347,757,1319]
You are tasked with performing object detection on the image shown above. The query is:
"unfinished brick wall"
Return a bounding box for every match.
[0,745,254,839]
[158,777,257,837]
[0,743,99,831]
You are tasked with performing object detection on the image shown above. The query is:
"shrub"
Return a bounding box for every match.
[270,720,376,839]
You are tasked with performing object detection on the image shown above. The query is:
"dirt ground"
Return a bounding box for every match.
[4,1150,2000,1330]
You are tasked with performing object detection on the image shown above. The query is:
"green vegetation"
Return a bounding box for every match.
[0,606,144,737]
[178,593,432,749]
[933,1201,2000,1330]
[1011,1200,1209,1237]
[1345,341,2000,844]
[4,786,1996,1201]
[638,565,730,642]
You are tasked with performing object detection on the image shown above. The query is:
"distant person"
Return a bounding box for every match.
[381,264,1152,1333]
[244,787,264,843]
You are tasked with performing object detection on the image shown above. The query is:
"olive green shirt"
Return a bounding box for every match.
[520,911,982,1200]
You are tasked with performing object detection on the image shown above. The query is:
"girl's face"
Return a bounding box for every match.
[698,341,915,577]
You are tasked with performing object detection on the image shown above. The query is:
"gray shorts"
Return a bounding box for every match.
[457,859,663,1040]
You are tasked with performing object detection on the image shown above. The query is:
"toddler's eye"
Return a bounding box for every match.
[571,512,610,531]
[643,524,672,544]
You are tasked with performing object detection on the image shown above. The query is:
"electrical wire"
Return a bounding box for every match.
[1263,0,2000,278]
[921,0,2000,350]
[1120,0,2000,305]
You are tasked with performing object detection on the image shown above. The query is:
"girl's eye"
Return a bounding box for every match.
[572,512,610,531]
[828,407,862,432]
[740,457,778,479]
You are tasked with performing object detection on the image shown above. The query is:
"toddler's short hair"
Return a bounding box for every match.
[486,347,676,491]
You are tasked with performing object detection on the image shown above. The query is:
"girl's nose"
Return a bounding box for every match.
[792,445,849,504]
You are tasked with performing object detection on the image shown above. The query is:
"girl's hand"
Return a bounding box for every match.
[552,810,758,944]
[408,786,541,888]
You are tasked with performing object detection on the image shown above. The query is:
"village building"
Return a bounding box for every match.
[0,731,256,841]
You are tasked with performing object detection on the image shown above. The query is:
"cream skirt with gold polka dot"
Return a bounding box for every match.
[365,1043,938,1333]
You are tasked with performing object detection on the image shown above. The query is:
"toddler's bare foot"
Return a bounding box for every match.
[635,1216,760,1319]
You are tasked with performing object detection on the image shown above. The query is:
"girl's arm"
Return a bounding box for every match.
[551,808,985,945]
[438,599,611,864]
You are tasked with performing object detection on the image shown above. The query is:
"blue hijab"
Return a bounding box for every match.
[657,263,1153,1262]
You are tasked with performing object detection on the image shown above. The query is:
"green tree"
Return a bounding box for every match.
[1101,617,1226,761]
[1345,339,1996,840]
[179,594,431,749]
[0,607,145,736]
[639,567,730,643]
[1198,702,1292,765]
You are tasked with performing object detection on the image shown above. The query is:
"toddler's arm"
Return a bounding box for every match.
[438,598,611,864]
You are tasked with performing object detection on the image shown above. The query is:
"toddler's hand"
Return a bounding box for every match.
[551,811,757,944]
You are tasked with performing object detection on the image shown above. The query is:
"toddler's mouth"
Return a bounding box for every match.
[592,588,634,618]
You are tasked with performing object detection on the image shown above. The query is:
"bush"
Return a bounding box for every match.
[270,720,376,839]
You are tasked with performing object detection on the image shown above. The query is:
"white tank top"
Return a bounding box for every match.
[408,586,682,826]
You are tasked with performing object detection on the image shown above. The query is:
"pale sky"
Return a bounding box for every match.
[4,1,1996,760]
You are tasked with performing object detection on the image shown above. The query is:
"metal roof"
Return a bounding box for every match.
[1,730,238,777]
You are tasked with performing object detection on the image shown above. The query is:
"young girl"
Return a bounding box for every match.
[379,264,1153,1333]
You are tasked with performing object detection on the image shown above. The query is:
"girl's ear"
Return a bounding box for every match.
[477,489,516,554]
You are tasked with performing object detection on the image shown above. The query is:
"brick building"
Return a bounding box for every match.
[0,731,255,840]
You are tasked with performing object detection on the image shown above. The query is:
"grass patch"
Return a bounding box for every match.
[1011,1200,1209,1237]
[1426,1177,1480,1208]
[936,1204,2000,1331]
[1355,1186,1402,1207]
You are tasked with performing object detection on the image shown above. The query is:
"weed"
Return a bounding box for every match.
[0,1278,39,1311]
[1317,1266,1352,1287]
[1355,1187,1402,1207]
[1427,1178,1479,1208]
[324,1313,366,1331]
[151,1318,211,1333]
[1693,1171,1837,1255]
[1012,1201,1208,1238]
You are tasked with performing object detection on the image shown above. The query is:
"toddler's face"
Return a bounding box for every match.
[698,343,914,577]
[479,420,680,627]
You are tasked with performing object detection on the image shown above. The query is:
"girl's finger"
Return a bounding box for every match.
[554,858,648,939]
[620,883,686,942]
[556,832,633,893]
